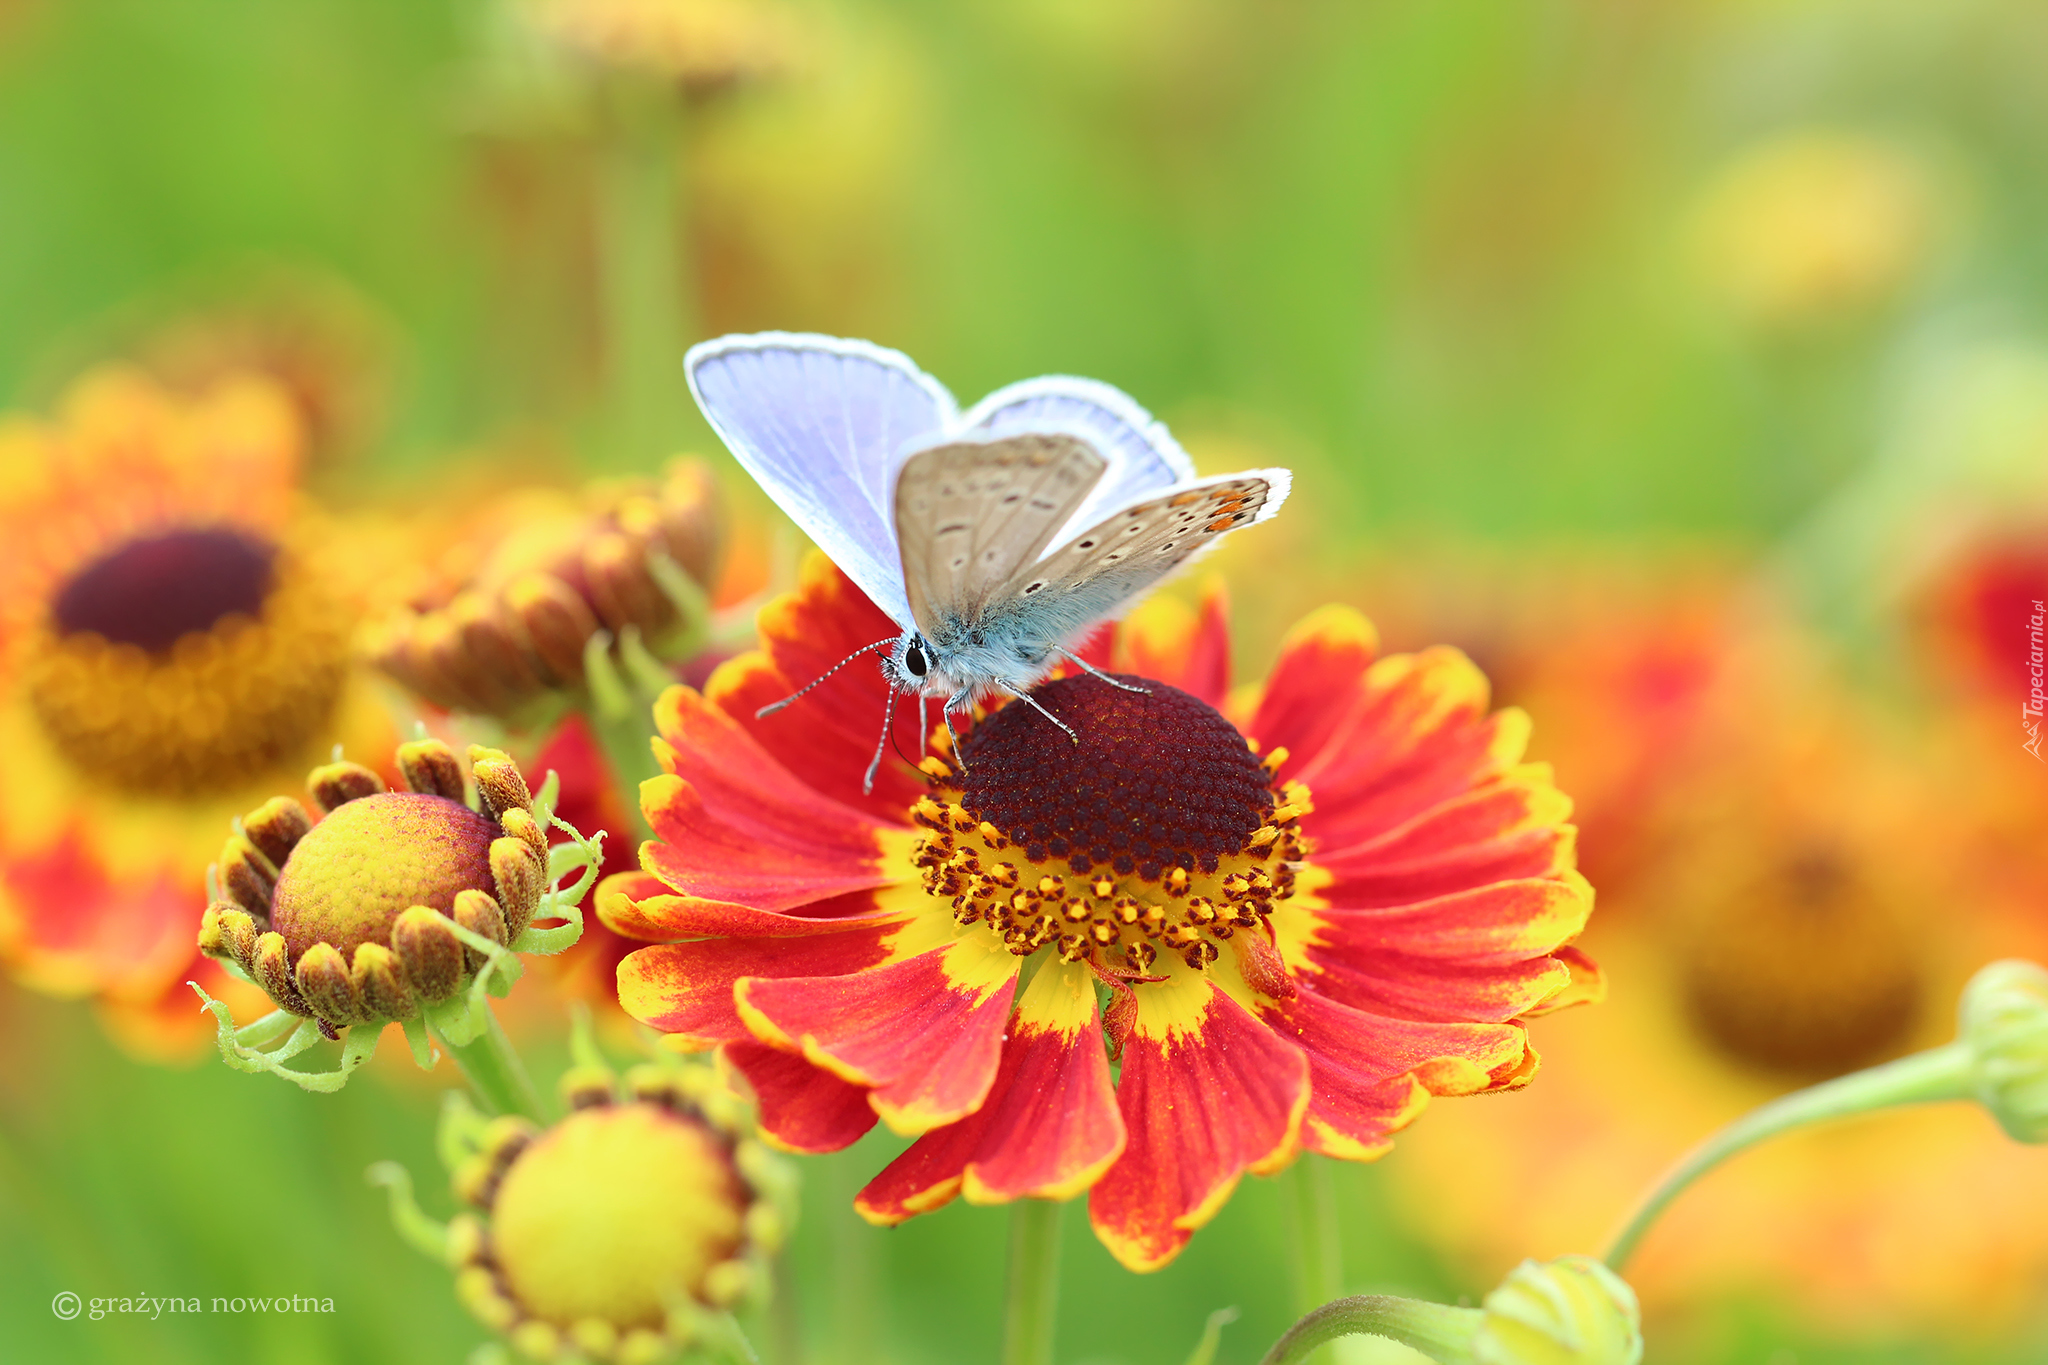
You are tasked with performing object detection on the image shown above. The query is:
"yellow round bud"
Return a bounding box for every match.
[489,1102,746,1329]
[1471,1256,1642,1365]
[1959,959,2048,1143]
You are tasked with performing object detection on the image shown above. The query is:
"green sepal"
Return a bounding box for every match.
[568,999,610,1073]
[513,813,604,956]
[189,983,381,1094]
[365,1161,450,1262]
[401,1014,437,1069]
[423,922,525,1047]
[583,628,634,721]
[437,1090,491,1172]
[644,548,712,660]
[617,618,683,696]
[1182,1308,1239,1365]
[530,768,562,828]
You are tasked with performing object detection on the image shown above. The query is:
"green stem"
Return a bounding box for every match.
[825,1149,880,1365]
[1603,1040,1975,1272]
[1286,1157,1348,1363]
[1001,1199,1064,1365]
[436,1007,546,1122]
[1257,1297,1480,1365]
[597,71,692,466]
[1290,1156,1345,1309]
[586,690,659,845]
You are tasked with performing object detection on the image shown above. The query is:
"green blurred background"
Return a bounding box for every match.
[3,0,2046,1361]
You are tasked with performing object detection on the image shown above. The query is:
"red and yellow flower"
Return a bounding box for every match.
[0,368,391,1056]
[599,555,1600,1270]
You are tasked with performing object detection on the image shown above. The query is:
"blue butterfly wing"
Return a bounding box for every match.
[686,333,958,628]
[959,377,1194,543]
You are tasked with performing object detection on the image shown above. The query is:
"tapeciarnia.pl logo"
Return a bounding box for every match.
[2025,598,2045,762]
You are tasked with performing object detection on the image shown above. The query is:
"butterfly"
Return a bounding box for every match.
[685,331,1290,790]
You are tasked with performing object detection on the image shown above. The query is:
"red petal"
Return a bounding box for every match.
[736,939,1020,1134]
[852,1108,985,1224]
[1291,875,1594,1023]
[1087,983,1309,1272]
[709,556,929,818]
[1299,947,1574,1025]
[633,684,904,912]
[0,825,196,999]
[1317,876,1594,966]
[1261,985,1528,1161]
[1065,623,1116,674]
[1116,583,1232,704]
[615,926,894,1047]
[1526,944,1607,1015]
[723,1039,877,1153]
[602,881,906,942]
[959,966,1125,1204]
[1315,777,1577,902]
[1299,649,1528,848]
[1242,606,1379,774]
[855,962,1126,1221]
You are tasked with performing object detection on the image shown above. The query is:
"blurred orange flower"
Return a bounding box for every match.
[0,369,391,1058]
[1392,609,2048,1342]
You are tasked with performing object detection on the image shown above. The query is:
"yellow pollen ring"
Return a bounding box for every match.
[904,780,1314,983]
[23,537,353,794]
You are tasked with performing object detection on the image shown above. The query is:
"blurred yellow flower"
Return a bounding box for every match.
[440,1060,788,1361]
[0,369,392,1058]
[1690,130,1947,329]
[524,0,799,94]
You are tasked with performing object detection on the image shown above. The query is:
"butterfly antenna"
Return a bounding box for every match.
[1054,646,1150,695]
[756,638,897,718]
[862,686,900,795]
[995,681,1080,745]
[885,692,926,775]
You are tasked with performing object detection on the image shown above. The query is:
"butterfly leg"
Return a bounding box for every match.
[995,680,1080,745]
[942,698,970,776]
[862,686,901,795]
[1054,646,1150,695]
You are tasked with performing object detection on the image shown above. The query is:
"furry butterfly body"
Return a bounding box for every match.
[685,332,1289,785]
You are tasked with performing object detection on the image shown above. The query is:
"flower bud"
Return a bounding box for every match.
[1471,1256,1642,1365]
[1959,959,2048,1143]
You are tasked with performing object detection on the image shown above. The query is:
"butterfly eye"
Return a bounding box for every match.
[904,642,929,677]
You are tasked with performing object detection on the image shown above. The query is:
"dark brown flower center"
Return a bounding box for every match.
[959,674,1273,879]
[1680,845,1921,1077]
[52,526,275,652]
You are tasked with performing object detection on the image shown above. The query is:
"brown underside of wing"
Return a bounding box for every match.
[894,432,1107,631]
[999,474,1276,603]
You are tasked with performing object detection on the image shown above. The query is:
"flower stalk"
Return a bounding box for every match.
[439,1006,547,1122]
[1001,1199,1065,1365]
[1605,956,2048,1271]
[597,71,692,465]
[1289,1157,1376,1364]
[1258,1296,1480,1365]
[1260,1257,1642,1365]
